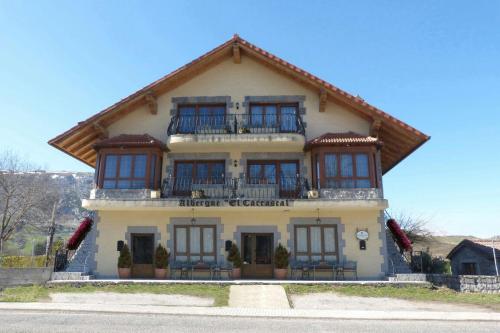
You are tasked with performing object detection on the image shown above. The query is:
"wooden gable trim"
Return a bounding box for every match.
[319,89,327,112]
[232,42,241,64]
[145,91,158,115]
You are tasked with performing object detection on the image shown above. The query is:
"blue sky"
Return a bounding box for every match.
[0,1,499,237]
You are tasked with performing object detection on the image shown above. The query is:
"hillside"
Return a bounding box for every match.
[3,171,94,255]
[413,235,480,258]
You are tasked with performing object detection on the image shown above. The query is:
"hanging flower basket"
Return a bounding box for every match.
[66,217,93,250]
[387,218,412,252]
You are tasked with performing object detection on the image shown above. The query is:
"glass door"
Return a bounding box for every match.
[241,233,274,278]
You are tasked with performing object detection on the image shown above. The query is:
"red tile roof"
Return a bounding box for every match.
[93,134,167,150]
[305,132,381,149]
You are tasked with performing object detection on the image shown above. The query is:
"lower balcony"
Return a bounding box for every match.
[83,178,386,210]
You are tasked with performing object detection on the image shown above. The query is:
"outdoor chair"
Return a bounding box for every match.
[300,261,314,280]
[342,260,358,280]
[212,262,233,280]
[289,259,304,280]
[170,261,191,280]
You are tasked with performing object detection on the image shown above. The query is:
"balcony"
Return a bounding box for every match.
[83,177,387,211]
[161,176,307,200]
[166,114,306,152]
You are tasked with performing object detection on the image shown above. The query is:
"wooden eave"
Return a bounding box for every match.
[48,34,429,171]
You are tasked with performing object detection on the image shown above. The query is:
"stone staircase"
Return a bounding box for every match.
[385,228,412,275]
[51,214,97,281]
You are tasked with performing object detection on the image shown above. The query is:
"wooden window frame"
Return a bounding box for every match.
[96,147,162,190]
[248,103,298,130]
[173,225,217,262]
[177,104,227,133]
[294,224,339,262]
[246,160,300,185]
[310,146,378,189]
[173,160,226,182]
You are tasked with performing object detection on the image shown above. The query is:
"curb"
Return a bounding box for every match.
[1,303,499,322]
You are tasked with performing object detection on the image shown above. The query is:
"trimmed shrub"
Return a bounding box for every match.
[227,243,242,268]
[117,244,132,268]
[274,243,290,269]
[154,244,170,269]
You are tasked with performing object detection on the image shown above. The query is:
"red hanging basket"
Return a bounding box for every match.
[387,218,412,252]
[66,217,93,250]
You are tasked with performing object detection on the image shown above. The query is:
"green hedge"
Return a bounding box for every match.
[0,255,48,268]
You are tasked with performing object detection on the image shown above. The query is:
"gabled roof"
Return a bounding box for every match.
[93,134,167,150]
[48,34,429,171]
[305,132,381,150]
[447,239,500,260]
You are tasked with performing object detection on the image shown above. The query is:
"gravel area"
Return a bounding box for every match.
[291,292,488,312]
[49,292,214,307]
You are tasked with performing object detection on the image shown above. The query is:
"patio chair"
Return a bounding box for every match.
[170,261,190,280]
[289,259,304,280]
[342,261,358,280]
[300,261,314,280]
[213,261,233,280]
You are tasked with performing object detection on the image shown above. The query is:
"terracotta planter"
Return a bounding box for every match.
[155,268,168,279]
[118,267,131,279]
[232,268,241,279]
[274,268,288,280]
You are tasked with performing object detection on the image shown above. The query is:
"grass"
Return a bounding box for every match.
[0,283,230,306]
[284,284,500,311]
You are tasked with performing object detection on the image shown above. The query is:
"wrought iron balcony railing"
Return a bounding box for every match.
[161,176,309,200]
[167,113,305,136]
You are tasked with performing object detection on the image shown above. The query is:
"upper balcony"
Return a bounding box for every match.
[166,113,306,152]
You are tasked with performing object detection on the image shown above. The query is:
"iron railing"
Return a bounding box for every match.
[161,176,309,199]
[167,113,305,135]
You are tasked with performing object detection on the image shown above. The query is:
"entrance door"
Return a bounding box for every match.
[131,233,154,278]
[241,233,273,279]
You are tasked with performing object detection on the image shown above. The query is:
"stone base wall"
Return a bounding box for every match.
[0,268,53,287]
[389,273,500,293]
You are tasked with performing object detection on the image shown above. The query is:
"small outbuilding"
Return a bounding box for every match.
[447,239,500,275]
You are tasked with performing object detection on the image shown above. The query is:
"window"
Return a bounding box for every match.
[294,225,338,261]
[177,104,226,133]
[323,152,372,188]
[174,161,225,194]
[461,262,477,275]
[247,160,300,197]
[249,103,298,132]
[102,153,156,189]
[174,225,216,262]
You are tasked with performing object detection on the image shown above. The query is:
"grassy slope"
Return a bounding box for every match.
[0,284,230,306]
[285,284,500,312]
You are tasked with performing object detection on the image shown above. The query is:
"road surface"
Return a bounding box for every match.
[0,310,498,333]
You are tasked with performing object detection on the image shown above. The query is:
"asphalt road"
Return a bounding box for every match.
[0,310,498,333]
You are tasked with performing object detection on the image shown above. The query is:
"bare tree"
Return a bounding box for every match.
[388,211,432,243]
[0,151,51,254]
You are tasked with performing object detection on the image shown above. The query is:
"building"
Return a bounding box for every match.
[49,35,429,279]
[447,239,500,275]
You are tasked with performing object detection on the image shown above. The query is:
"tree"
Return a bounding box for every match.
[388,211,432,243]
[0,151,52,254]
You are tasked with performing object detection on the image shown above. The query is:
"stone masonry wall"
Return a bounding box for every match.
[390,273,500,293]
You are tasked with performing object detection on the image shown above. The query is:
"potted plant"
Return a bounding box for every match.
[227,243,242,279]
[274,243,290,279]
[154,244,170,279]
[117,244,132,278]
